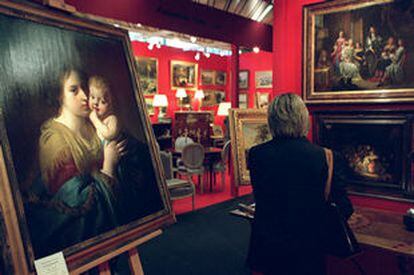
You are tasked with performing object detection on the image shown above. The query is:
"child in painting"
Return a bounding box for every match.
[88,75,120,144]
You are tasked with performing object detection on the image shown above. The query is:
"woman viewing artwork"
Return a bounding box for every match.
[246,93,353,275]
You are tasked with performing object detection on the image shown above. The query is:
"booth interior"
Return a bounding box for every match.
[0,0,414,274]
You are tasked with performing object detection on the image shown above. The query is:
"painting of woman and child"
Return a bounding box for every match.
[303,0,414,103]
[0,1,173,273]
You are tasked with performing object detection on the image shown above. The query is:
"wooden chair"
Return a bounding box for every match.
[159,151,195,210]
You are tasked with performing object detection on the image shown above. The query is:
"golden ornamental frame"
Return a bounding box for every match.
[229,109,269,186]
[170,60,198,90]
[303,0,414,104]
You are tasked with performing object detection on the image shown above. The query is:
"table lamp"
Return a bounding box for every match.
[194,89,205,111]
[153,94,168,121]
[217,102,232,140]
[176,88,187,111]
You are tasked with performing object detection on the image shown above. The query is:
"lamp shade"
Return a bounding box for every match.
[194,89,205,99]
[217,102,231,116]
[153,94,168,107]
[175,88,187,99]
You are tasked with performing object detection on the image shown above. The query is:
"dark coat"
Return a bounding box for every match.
[246,137,353,275]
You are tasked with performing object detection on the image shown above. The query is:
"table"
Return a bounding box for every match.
[350,207,414,274]
[170,147,222,192]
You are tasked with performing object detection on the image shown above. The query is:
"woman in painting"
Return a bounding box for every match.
[380,38,406,86]
[26,68,162,258]
[246,93,353,275]
[331,30,346,74]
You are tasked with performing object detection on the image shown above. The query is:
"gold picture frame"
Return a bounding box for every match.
[0,1,174,273]
[255,92,270,109]
[171,60,198,90]
[255,71,273,88]
[135,56,158,95]
[303,0,414,104]
[229,109,272,186]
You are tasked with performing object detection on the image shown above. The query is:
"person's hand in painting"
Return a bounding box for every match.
[101,139,127,178]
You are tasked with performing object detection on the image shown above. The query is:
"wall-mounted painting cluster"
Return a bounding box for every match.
[200,70,227,86]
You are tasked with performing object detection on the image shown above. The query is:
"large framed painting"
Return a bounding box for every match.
[239,70,249,89]
[0,1,174,274]
[255,71,273,88]
[171,60,198,90]
[229,109,272,186]
[303,0,414,104]
[135,56,158,95]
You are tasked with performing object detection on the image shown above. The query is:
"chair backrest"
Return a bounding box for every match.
[182,143,205,169]
[221,140,231,163]
[159,151,173,179]
[175,136,194,152]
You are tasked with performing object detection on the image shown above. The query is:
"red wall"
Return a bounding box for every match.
[239,51,273,108]
[131,41,230,124]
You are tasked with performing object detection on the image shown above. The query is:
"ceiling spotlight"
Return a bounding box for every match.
[204,52,210,58]
[190,36,197,43]
[156,42,161,49]
[113,23,120,28]
[148,43,154,50]
[253,46,260,53]
[238,49,242,54]
[195,52,200,61]
[137,23,142,27]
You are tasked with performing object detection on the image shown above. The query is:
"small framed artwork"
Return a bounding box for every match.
[255,71,273,88]
[239,93,248,109]
[229,109,272,186]
[171,60,198,90]
[255,92,270,109]
[215,71,227,86]
[211,124,224,138]
[135,56,158,95]
[239,70,249,89]
[303,0,414,104]
[145,96,155,116]
[176,90,194,109]
[201,70,214,85]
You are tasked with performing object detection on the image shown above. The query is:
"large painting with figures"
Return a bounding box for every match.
[0,1,174,274]
[229,109,271,186]
[303,0,414,104]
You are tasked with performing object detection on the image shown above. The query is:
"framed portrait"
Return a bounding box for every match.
[145,96,155,116]
[229,109,272,186]
[201,70,214,85]
[238,93,248,109]
[239,70,249,89]
[176,90,194,109]
[171,60,198,90]
[255,71,273,88]
[135,56,158,95]
[202,90,226,107]
[303,0,414,104]
[255,92,270,109]
[0,1,174,274]
[215,71,227,86]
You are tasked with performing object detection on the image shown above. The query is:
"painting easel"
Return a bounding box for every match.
[70,229,162,275]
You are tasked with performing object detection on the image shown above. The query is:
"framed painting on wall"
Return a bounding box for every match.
[255,71,273,88]
[239,70,249,89]
[135,56,158,95]
[238,93,248,109]
[171,60,198,90]
[145,96,155,116]
[229,109,272,186]
[201,70,214,85]
[215,71,227,86]
[303,0,414,104]
[255,92,270,109]
[0,1,174,274]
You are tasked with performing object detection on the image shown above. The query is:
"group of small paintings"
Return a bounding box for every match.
[202,90,226,107]
[238,70,273,90]
[200,70,227,86]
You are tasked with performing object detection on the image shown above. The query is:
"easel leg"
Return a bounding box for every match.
[128,248,144,275]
